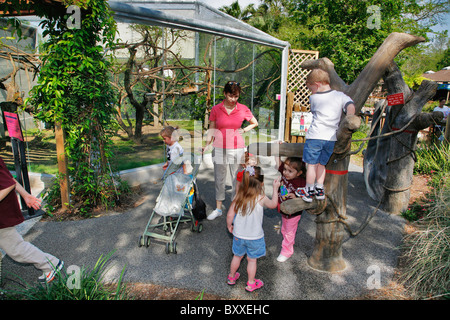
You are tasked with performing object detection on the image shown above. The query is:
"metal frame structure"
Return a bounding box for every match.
[109,0,290,140]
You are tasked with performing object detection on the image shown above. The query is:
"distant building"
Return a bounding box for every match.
[422,67,450,101]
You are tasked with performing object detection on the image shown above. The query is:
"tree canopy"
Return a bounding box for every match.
[221,0,449,83]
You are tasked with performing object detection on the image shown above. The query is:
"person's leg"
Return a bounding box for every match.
[314,140,335,200]
[228,237,245,284]
[305,163,317,187]
[279,215,302,260]
[301,163,317,202]
[246,256,257,284]
[213,148,226,205]
[210,148,226,220]
[228,148,245,197]
[229,255,243,278]
[0,226,59,273]
[315,163,326,186]
[244,239,265,291]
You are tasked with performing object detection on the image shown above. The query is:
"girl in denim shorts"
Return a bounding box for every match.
[226,166,280,292]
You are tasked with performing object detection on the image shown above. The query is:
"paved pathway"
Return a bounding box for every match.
[1,160,405,300]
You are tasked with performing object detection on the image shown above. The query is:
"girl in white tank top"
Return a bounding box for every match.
[226,166,280,292]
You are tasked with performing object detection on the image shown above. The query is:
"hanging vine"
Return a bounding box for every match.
[15,0,125,215]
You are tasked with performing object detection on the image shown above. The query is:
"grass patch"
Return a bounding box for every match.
[399,173,450,299]
[1,251,130,300]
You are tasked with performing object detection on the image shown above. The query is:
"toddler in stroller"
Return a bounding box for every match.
[138,153,204,254]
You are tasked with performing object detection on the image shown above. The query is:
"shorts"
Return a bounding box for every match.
[232,236,266,259]
[303,139,335,166]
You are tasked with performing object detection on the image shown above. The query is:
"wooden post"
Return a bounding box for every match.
[55,121,70,211]
[284,92,294,142]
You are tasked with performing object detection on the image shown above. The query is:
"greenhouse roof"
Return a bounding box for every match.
[109,0,290,49]
[109,1,291,140]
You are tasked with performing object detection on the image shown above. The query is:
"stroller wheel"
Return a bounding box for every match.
[145,236,151,247]
[173,241,177,254]
[166,242,177,254]
[191,220,203,233]
[138,235,143,247]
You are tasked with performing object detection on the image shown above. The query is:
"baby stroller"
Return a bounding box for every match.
[138,153,204,254]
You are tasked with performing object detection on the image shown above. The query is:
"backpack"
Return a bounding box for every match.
[192,182,207,220]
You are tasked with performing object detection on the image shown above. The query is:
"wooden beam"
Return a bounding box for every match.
[55,121,70,211]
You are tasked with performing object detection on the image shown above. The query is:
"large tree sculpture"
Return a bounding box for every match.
[364,64,442,214]
[249,32,439,272]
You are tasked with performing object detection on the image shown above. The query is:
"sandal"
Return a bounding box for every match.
[245,279,264,292]
[227,272,240,285]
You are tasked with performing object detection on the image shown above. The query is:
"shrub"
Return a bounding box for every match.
[414,142,450,176]
[399,174,450,299]
[2,251,130,300]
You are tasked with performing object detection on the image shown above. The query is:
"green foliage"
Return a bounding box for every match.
[436,46,450,70]
[414,142,450,176]
[400,142,449,298]
[243,0,448,84]
[2,251,131,300]
[400,174,450,299]
[287,0,418,83]
[404,74,429,90]
[351,123,370,154]
[402,142,449,223]
[188,94,209,124]
[25,0,125,214]
[401,193,436,222]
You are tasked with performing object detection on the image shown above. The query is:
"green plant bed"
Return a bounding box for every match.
[1,126,167,174]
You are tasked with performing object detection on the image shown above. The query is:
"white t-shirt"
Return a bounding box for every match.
[167,141,184,171]
[233,197,264,240]
[433,105,450,121]
[306,90,354,141]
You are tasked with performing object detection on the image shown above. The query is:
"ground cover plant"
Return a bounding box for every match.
[399,141,449,299]
[1,251,130,300]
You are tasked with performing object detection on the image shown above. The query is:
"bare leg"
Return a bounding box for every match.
[229,255,243,278]
[316,164,327,186]
[246,257,257,284]
[305,163,317,186]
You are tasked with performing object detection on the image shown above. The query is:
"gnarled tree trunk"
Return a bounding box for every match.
[250,32,432,272]
[364,63,440,213]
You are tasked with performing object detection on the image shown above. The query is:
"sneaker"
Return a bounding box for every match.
[294,187,307,197]
[276,254,289,262]
[297,187,314,203]
[207,209,222,220]
[314,186,325,200]
[245,279,264,292]
[39,260,64,284]
[227,272,240,285]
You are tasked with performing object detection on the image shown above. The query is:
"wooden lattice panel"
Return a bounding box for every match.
[288,49,319,110]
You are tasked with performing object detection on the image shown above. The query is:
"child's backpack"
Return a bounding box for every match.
[192,182,207,220]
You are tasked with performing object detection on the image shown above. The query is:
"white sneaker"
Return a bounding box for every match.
[276,254,289,262]
[39,260,64,284]
[207,209,222,220]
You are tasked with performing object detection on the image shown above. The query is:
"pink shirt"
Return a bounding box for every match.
[209,101,254,149]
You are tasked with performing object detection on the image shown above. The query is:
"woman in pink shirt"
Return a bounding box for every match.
[203,81,258,220]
